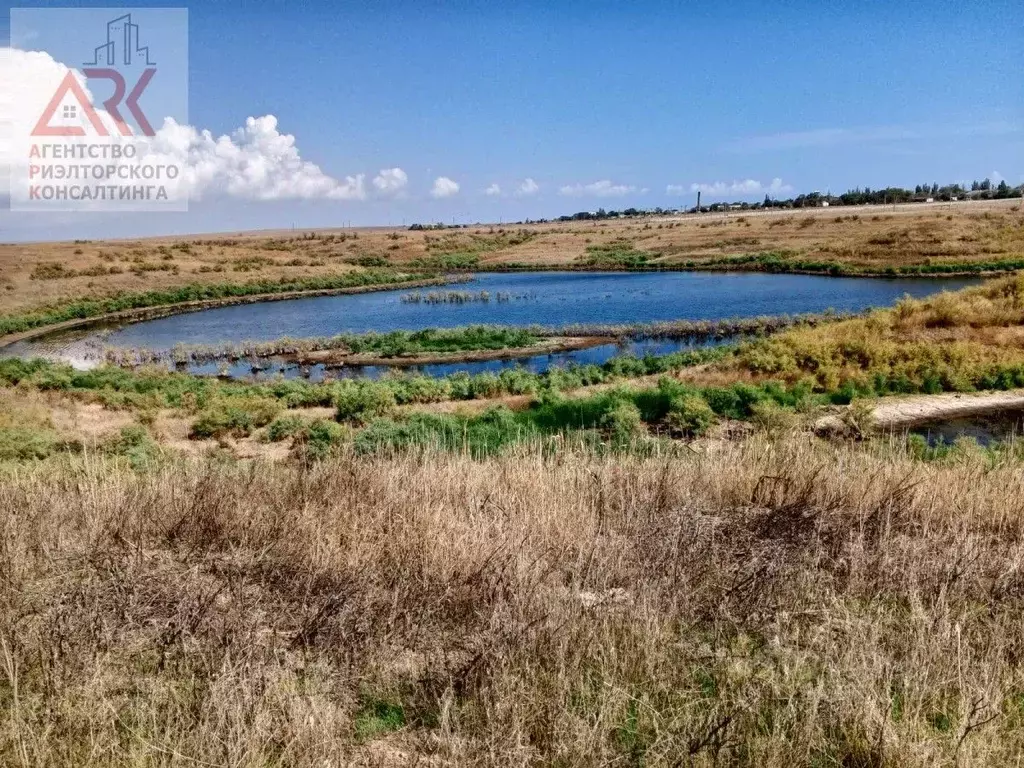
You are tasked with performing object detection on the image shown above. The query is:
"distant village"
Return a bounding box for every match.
[553,179,1024,222]
[409,179,1024,230]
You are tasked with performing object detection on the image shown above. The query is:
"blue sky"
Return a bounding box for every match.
[1,0,1021,241]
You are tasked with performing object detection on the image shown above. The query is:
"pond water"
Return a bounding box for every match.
[4,271,981,380]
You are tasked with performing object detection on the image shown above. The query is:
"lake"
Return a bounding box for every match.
[4,271,981,379]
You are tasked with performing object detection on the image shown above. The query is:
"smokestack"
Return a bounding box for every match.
[696,190,701,213]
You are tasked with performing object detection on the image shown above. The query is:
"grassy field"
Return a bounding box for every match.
[8,243,1024,763]
[5,435,1024,765]
[2,200,1022,318]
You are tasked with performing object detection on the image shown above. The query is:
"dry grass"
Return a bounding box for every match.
[726,274,1024,391]
[4,436,1024,765]
[2,200,1021,314]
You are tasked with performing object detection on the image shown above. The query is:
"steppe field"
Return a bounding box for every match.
[2,199,1022,314]
[5,200,1024,765]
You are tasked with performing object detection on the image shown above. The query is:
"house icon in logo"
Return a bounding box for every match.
[32,12,159,137]
[84,13,155,67]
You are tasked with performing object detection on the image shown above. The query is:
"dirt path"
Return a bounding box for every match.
[870,389,1024,428]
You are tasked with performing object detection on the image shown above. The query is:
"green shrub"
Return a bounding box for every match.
[266,414,305,441]
[600,400,645,444]
[0,426,61,460]
[104,424,160,468]
[334,384,396,424]
[295,419,348,460]
[749,399,797,436]
[580,242,652,268]
[665,395,716,437]
[190,397,281,438]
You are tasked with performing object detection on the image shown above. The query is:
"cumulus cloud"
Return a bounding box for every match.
[485,183,501,196]
[150,116,366,201]
[558,179,637,198]
[1,47,369,202]
[430,176,460,198]
[686,178,793,198]
[515,178,539,197]
[372,167,408,196]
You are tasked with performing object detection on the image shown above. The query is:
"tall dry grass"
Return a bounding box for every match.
[3,438,1024,765]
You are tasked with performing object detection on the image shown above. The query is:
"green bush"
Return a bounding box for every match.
[104,424,160,468]
[600,400,645,443]
[748,399,797,436]
[190,397,281,439]
[0,426,62,460]
[295,419,348,460]
[266,414,305,441]
[580,243,653,268]
[665,395,716,437]
[334,384,396,424]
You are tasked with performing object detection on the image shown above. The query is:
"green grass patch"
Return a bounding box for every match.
[410,253,480,270]
[355,377,826,457]
[341,326,538,356]
[580,242,654,268]
[354,697,406,742]
[0,426,65,461]
[0,346,732,415]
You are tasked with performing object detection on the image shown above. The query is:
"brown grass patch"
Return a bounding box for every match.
[3,439,1024,764]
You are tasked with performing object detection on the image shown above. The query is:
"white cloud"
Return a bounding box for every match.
[515,178,539,197]
[372,167,408,196]
[1,47,369,202]
[0,48,74,195]
[991,170,1005,183]
[559,179,637,198]
[687,177,793,198]
[485,183,501,196]
[151,116,366,201]
[666,184,687,196]
[430,176,459,198]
